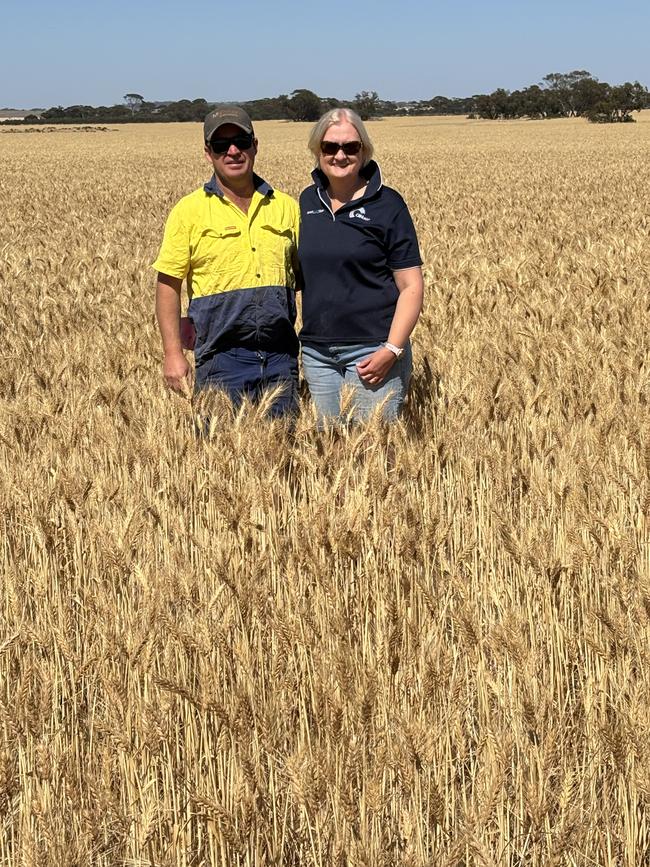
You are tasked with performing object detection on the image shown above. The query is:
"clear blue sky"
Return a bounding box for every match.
[3,0,649,108]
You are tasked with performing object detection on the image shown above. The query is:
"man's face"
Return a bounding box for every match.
[205,123,257,186]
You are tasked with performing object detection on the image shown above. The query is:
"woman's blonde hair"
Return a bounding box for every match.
[307,108,374,167]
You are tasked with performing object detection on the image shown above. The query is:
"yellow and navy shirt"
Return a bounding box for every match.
[298,161,422,344]
[153,174,300,364]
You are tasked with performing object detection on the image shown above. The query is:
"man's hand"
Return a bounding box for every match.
[356,347,397,386]
[163,350,191,394]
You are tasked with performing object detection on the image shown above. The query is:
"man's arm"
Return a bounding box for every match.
[156,272,191,393]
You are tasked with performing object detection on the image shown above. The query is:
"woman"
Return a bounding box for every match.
[298,108,424,423]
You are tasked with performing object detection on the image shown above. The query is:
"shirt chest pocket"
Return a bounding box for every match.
[258,223,294,271]
[191,226,243,273]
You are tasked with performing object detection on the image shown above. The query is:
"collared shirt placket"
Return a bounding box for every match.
[247,194,265,343]
[221,193,262,341]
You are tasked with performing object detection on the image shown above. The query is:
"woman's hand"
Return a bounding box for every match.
[356,346,397,386]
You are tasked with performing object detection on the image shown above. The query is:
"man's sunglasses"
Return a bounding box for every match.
[320,140,363,156]
[208,132,254,154]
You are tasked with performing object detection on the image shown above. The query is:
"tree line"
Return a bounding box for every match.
[471,71,649,123]
[9,72,650,127]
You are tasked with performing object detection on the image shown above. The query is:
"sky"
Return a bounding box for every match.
[3,0,649,108]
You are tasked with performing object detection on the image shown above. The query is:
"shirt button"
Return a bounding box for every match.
[256,273,261,278]
[251,246,256,251]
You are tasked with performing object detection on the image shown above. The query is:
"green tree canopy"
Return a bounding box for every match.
[540,71,595,116]
[123,93,144,113]
[288,89,322,122]
[353,91,380,120]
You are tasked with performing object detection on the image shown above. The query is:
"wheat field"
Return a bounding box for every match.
[1,114,649,866]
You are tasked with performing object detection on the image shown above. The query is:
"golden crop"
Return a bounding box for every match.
[1,115,649,866]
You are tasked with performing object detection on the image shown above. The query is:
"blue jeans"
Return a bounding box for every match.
[302,342,412,423]
[195,347,299,418]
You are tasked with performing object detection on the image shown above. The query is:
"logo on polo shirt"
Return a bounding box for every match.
[306,208,325,215]
[349,207,370,222]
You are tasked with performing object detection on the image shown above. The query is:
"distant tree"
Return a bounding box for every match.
[473,93,497,119]
[42,105,65,119]
[353,90,380,120]
[572,77,608,115]
[586,80,649,123]
[613,81,648,114]
[518,85,550,118]
[474,88,512,119]
[320,95,343,112]
[541,71,595,116]
[426,95,469,115]
[244,94,291,120]
[288,89,322,122]
[111,104,132,118]
[153,98,210,122]
[63,105,96,120]
[123,93,144,114]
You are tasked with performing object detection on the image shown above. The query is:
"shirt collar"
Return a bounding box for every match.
[204,173,274,197]
[311,159,383,199]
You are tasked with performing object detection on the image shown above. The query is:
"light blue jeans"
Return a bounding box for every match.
[301,342,412,423]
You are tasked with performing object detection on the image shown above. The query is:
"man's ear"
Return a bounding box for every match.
[204,146,213,163]
[253,138,259,154]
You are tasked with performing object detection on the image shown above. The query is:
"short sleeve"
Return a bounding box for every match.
[288,196,302,290]
[289,196,301,246]
[151,201,191,279]
[386,204,422,271]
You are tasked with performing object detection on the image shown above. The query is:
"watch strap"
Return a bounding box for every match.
[383,342,404,358]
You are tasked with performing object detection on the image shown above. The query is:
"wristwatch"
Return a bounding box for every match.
[383,342,404,358]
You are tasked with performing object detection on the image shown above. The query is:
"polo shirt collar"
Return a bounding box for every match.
[311,159,383,199]
[204,173,274,197]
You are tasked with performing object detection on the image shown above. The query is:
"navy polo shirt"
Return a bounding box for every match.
[298,161,422,345]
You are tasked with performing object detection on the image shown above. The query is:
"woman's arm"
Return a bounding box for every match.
[386,266,424,348]
[356,266,424,385]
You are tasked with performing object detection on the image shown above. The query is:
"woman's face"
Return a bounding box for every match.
[318,120,364,186]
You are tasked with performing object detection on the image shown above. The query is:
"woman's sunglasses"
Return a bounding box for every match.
[208,132,254,154]
[320,140,363,156]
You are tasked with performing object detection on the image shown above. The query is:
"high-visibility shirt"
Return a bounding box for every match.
[153,173,300,363]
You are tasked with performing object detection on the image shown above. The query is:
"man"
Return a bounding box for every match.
[153,106,300,416]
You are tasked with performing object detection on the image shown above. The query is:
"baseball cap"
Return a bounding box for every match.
[204,106,254,141]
